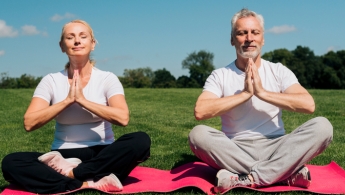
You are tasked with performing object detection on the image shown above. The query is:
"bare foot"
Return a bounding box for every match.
[38,151,81,176]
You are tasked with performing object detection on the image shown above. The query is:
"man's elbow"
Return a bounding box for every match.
[298,100,315,114]
[306,102,315,114]
[194,107,206,121]
[304,97,316,114]
[194,113,203,121]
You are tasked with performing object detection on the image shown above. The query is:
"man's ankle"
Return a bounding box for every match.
[248,174,256,188]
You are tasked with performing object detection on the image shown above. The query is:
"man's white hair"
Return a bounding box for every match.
[231,8,264,37]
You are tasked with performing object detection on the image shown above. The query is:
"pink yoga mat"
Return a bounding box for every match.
[2,161,345,195]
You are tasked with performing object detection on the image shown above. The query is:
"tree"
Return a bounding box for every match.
[262,48,293,66]
[336,50,345,88]
[322,50,345,88]
[262,46,326,89]
[152,68,176,88]
[120,67,153,88]
[322,51,342,70]
[0,72,17,89]
[319,66,342,89]
[182,50,215,88]
[0,72,42,89]
[17,74,42,88]
[176,75,199,88]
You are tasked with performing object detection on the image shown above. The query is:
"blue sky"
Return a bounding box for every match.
[1,0,344,79]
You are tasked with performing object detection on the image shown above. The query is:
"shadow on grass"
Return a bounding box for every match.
[0,184,9,192]
[172,153,200,169]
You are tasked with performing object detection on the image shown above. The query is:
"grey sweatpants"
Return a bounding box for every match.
[188,117,333,187]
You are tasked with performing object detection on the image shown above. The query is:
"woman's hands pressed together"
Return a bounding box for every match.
[66,70,87,105]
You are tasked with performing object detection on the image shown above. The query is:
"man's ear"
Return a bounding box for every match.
[60,42,65,53]
[231,36,234,46]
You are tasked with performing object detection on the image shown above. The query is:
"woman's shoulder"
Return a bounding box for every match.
[41,70,67,81]
[92,67,119,79]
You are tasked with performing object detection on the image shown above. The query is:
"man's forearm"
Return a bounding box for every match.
[256,90,315,114]
[194,92,252,120]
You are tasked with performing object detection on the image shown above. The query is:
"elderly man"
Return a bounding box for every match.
[188,8,333,192]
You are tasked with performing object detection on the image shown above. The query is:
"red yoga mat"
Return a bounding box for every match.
[2,161,345,195]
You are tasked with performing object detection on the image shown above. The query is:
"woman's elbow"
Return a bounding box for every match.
[121,117,129,126]
[116,113,129,127]
[23,117,35,132]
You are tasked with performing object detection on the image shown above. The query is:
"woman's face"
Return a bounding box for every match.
[60,22,95,57]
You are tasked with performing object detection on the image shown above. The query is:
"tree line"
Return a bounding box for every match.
[1,45,345,89]
[263,46,345,89]
[0,73,42,89]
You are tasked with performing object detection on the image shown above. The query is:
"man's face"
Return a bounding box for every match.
[231,16,264,59]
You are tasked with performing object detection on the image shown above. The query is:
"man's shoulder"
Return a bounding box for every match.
[261,59,290,73]
[261,59,285,67]
[213,61,236,72]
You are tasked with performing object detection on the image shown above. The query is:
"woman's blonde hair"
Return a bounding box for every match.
[60,19,97,69]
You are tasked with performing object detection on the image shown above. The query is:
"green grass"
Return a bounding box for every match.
[0,88,344,195]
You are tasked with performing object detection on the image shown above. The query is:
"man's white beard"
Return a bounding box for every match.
[238,48,261,59]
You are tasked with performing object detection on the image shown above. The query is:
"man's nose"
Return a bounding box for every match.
[246,33,254,42]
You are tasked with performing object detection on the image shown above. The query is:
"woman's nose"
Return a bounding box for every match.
[74,37,81,45]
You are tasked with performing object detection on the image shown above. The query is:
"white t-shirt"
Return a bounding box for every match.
[203,59,299,139]
[33,67,124,149]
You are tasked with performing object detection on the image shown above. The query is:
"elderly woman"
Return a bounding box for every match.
[2,20,151,194]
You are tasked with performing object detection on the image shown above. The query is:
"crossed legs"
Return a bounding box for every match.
[188,117,333,187]
[2,131,151,194]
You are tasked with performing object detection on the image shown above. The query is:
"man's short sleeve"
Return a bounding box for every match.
[203,69,224,98]
[278,63,299,92]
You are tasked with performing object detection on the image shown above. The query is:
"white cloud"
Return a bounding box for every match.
[50,13,76,22]
[0,50,4,56]
[21,25,48,36]
[114,55,133,61]
[326,46,342,53]
[42,31,48,37]
[22,25,40,35]
[267,25,296,34]
[327,46,336,52]
[0,20,18,38]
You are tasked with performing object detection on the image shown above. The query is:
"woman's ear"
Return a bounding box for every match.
[59,42,65,53]
[91,39,96,51]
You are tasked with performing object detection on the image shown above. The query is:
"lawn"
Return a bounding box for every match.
[0,88,344,195]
